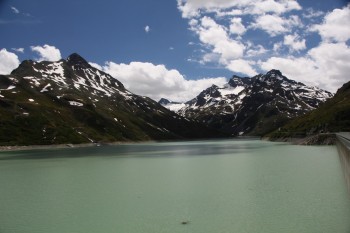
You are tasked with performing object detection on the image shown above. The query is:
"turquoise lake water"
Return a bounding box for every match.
[0,139,349,233]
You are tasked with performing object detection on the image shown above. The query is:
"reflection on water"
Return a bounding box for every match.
[0,139,349,233]
[0,139,277,160]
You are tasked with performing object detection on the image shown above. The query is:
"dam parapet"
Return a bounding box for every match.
[336,132,350,194]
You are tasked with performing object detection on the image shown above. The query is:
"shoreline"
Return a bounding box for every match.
[0,141,151,152]
[0,134,337,152]
[0,143,103,152]
[263,133,337,145]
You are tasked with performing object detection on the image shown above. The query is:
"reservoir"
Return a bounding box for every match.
[0,139,349,233]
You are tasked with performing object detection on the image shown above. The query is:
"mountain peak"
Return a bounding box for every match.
[256,69,286,83]
[266,69,291,81]
[266,69,282,76]
[66,53,91,68]
[159,98,171,105]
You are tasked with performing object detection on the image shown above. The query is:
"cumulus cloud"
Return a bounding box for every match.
[177,0,350,94]
[89,62,103,70]
[189,15,266,77]
[227,59,257,76]
[302,8,324,19]
[252,0,301,15]
[30,44,62,61]
[273,42,283,52]
[260,42,350,92]
[246,44,267,57]
[177,0,301,18]
[257,4,349,92]
[101,61,227,102]
[251,14,302,36]
[200,53,221,64]
[144,25,150,33]
[311,4,350,43]
[0,49,20,75]
[229,17,246,35]
[193,16,245,64]
[179,0,306,78]
[283,34,306,52]
[12,48,24,53]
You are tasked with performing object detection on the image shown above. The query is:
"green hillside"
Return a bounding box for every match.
[267,81,350,139]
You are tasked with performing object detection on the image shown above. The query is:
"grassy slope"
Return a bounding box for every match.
[267,81,350,138]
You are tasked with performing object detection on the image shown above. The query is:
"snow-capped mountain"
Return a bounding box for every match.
[162,70,333,136]
[158,98,186,112]
[0,53,225,145]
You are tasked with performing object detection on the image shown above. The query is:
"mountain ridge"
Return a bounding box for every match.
[160,69,333,136]
[0,53,226,146]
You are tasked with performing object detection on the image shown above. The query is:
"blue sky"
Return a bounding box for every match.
[1,0,350,101]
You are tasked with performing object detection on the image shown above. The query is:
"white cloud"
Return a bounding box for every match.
[246,44,267,57]
[30,44,62,61]
[283,34,306,52]
[312,4,350,43]
[252,0,301,15]
[214,40,245,63]
[226,59,257,76]
[260,42,350,92]
[11,48,24,53]
[101,61,227,102]
[177,0,301,18]
[176,1,349,95]
[273,42,283,52]
[251,14,302,36]
[89,62,103,70]
[215,9,243,17]
[179,0,305,79]
[11,6,20,14]
[308,42,350,89]
[144,25,150,33]
[229,17,246,35]
[260,56,317,84]
[200,53,221,64]
[194,16,245,64]
[251,14,286,36]
[0,49,20,75]
[303,8,324,19]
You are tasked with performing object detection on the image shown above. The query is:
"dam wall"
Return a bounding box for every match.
[336,132,350,194]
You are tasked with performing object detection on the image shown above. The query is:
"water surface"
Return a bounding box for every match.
[0,140,349,233]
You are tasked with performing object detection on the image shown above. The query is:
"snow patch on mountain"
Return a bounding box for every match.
[160,69,333,136]
[69,101,84,106]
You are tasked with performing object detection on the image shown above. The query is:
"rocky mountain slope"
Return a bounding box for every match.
[267,80,350,139]
[0,53,225,146]
[161,70,333,136]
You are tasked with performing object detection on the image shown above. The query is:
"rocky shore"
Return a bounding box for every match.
[0,143,102,152]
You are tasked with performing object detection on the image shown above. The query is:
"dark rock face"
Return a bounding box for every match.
[0,53,226,146]
[66,53,91,68]
[176,70,333,136]
[158,98,171,105]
